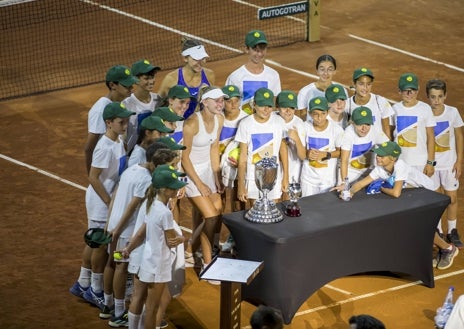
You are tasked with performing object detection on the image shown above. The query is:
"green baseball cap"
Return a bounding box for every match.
[167,85,192,99]
[152,168,187,189]
[140,116,174,133]
[245,30,268,48]
[325,84,347,103]
[152,107,184,122]
[154,136,187,150]
[351,106,373,125]
[308,96,329,112]
[102,102,135,120]
[105,65,139,87]
[131,59,161,76]
[155,164,186,177]
[276,90,297,108]
[372,141,402,158]
[222,85,241,98]
[254,87,274,107]
[84,228,112,248]
[398,73,419,91]
[353,67,374,81]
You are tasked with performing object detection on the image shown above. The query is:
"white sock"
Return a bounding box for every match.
[128,311,141,329]
[139,306,145,329]
[437,220,444,234]
[91,272,104,293]
[114,298,125,317]
[78,267,91,287]
[448,219,457,233]
[104,293,114,307]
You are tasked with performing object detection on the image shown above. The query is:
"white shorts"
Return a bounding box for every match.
[138,268,171,284]
[301,183,331,197]
[432,169,459,191]
[128,243,144,274]
[88,219,106,229]
[109,237,130,263]
[185,162,217,197]
[246,178,282,200]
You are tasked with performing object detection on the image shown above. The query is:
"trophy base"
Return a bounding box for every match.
[244,198,284,224]
[285,203,301,217]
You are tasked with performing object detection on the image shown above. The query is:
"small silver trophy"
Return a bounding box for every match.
[245,156,284,223]
[285,179,302,217]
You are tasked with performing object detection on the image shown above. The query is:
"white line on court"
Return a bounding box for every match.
[0,153,87,191]
[293,269,464,319]
[348,34,464,73]
[79,0,242,54]
[0,153,194,233]
[0,0,36,7]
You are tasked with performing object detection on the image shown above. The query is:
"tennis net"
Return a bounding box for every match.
[1,0,308,100]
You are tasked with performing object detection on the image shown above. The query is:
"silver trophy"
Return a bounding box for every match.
[285,179,302,217]
[245,156,284,223]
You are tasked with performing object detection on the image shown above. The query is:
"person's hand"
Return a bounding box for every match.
[237,184,247,203]
[307,149,325,161]
[216,180,225,194]
[424,164,434,177]
[330,183,345,193]
[121,246,130,259]
[167,235,185,248]
[287,127,299,144]
[197,182,212,197]
[281,179,289,196]
[177,187,186,199]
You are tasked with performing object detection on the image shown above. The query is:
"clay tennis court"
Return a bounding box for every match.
[1,0,464,328]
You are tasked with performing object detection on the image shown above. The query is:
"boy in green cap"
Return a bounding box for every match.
[325,83,349,128]
[300,96,344,197]
[225,30,281,115]
[426,79,464,248]
[392,72,436,177]
[123,59,161,153]
[128,116,174,167]
[339,106,389,184]
[71,102,135,307]
[235,87,288,207]
[347,67,394,140]
[85,65,138,173]
[333,141,457,270]
[276,90,306,185]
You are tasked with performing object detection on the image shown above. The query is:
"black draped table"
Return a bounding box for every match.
[222,188,450,324]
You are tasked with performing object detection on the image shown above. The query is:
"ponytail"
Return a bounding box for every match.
[145,185,158,214]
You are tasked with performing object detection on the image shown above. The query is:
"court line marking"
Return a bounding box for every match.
[0,153,87,191]
[79,0,242,54]
[293,269,464,319]
[0,0,36,7]
[348,34,464,73]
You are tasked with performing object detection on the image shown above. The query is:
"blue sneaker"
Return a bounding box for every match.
[83,287,104,309]
[69,281,88,298]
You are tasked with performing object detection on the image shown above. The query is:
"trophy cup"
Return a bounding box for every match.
[285,179,302,217]
[245,156,284,223]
